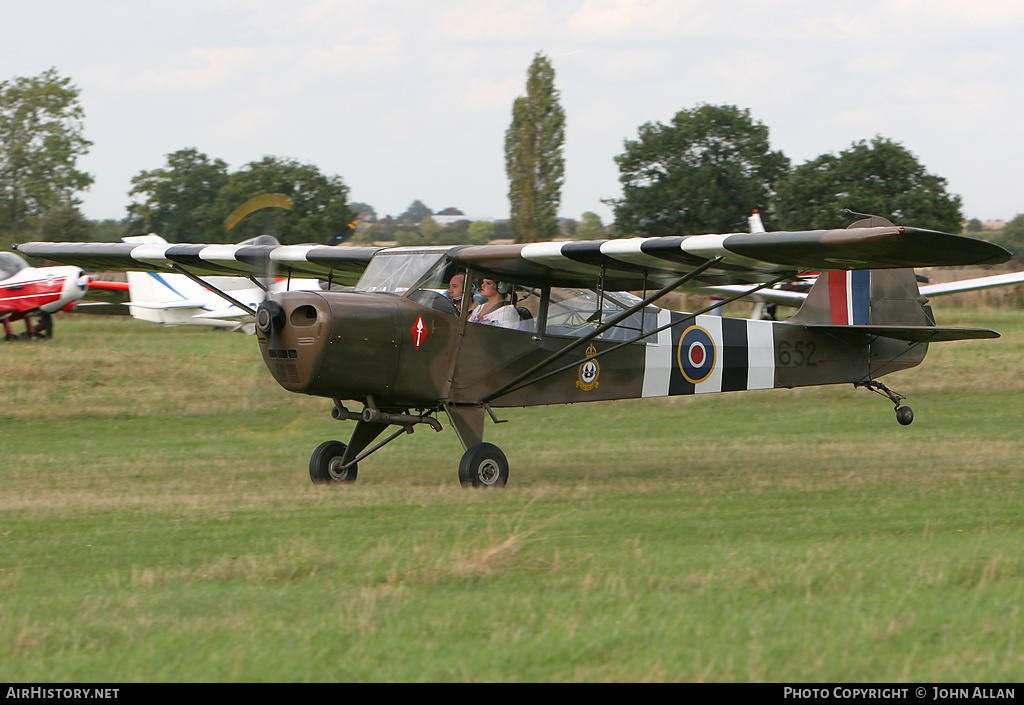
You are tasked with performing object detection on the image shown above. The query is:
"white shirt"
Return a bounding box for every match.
[469,302,521,329]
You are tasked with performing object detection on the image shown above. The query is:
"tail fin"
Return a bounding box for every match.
[787,268,998,380]
[125,271,213,325]
[788,269,997,342]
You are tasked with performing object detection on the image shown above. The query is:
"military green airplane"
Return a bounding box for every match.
[14,215,1012,487]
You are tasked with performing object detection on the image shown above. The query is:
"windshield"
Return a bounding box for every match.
[0,252,27,280]
[354,249,449,295]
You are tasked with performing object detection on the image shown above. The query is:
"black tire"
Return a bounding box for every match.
[35,313,53,339]
[895,406,914,426]
[458,443,509,488]
[309,440,358,484]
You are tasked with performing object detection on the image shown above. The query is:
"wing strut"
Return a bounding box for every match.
[484,269,793,403]
[168,263,258,316]
[482,258,724,404]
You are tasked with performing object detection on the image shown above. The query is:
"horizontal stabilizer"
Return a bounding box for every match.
[194,308,249,319]
[128,300,207,310]
[70,301,130,316]
[796,324,999,342]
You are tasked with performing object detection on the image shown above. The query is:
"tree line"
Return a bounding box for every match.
[1,65,1022,263]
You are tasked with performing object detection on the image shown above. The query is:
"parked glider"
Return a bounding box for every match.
[14,216,1012,487]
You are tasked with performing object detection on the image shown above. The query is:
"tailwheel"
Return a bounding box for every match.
[458,442,509,488]
[855,380,913,426]
[895,406,914,426]
[309,440,358,484]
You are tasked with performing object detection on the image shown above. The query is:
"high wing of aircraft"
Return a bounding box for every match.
[14,216,1012,487]
[68,235,325,333]
[0,251,92,339]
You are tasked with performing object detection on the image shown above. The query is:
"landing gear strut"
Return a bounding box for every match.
[2,313,52,341]
[855,380,914,426]
[308,400,510,487]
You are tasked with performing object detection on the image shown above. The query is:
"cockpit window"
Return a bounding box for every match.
[545,287,661,341]
[354,249,448,295]
[404,257,461,316]
[0,252,27,280]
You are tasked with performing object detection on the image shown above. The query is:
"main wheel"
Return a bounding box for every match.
[458,443,509,488]
[895,406,914,426]
[35,313,53,339]
[309,440,358,484]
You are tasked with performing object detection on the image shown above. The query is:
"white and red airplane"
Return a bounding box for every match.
[0,250,98,339]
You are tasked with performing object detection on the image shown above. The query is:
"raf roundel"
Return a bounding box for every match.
[678,325,716,384]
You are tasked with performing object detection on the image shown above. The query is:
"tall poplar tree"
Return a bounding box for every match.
[505,53,565,243]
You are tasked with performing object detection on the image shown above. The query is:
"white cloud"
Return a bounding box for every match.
[137,47,263,91]
[568,0,711,40]
[438,0,561,42]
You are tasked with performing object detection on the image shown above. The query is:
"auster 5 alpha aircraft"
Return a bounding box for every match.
[15,215,1012,487]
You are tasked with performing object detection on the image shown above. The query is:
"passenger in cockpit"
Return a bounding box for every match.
[469,278,521,329]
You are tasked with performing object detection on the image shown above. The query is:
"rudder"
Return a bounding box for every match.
[789,269,932,328]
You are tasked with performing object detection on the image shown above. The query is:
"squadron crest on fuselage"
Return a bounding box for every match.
[576,344,600,391]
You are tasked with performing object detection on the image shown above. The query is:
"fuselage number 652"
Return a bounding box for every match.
[778,340,817,366]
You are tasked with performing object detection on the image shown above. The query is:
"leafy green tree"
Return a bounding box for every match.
[91,219,128,242]
[125,148,229,241]
[468,220,495,244]
[398,200,432,224]
[989,214,1024,265]
[206,156,355,244]
[770,136,962,232]
[613,104,788,237]
[349,202,376,221]
[576,211,605,240]
[418,216,442,241]
[36,203,95,241]
[559,218,578,239]
[505,52,565,243]
[0,68,93,236]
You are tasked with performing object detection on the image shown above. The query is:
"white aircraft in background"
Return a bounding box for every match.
[116,235,321,334]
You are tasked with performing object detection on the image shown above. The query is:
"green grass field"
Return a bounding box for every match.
[1,307,1022,682]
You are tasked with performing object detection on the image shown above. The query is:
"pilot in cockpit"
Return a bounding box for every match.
[446,272,465,312]
[468,278,522,329]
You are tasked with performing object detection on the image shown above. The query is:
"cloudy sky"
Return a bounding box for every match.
[3,0,1023,228]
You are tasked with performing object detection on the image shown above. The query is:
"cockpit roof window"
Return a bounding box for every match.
[354,250,448,295]
[0,252,27,280]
